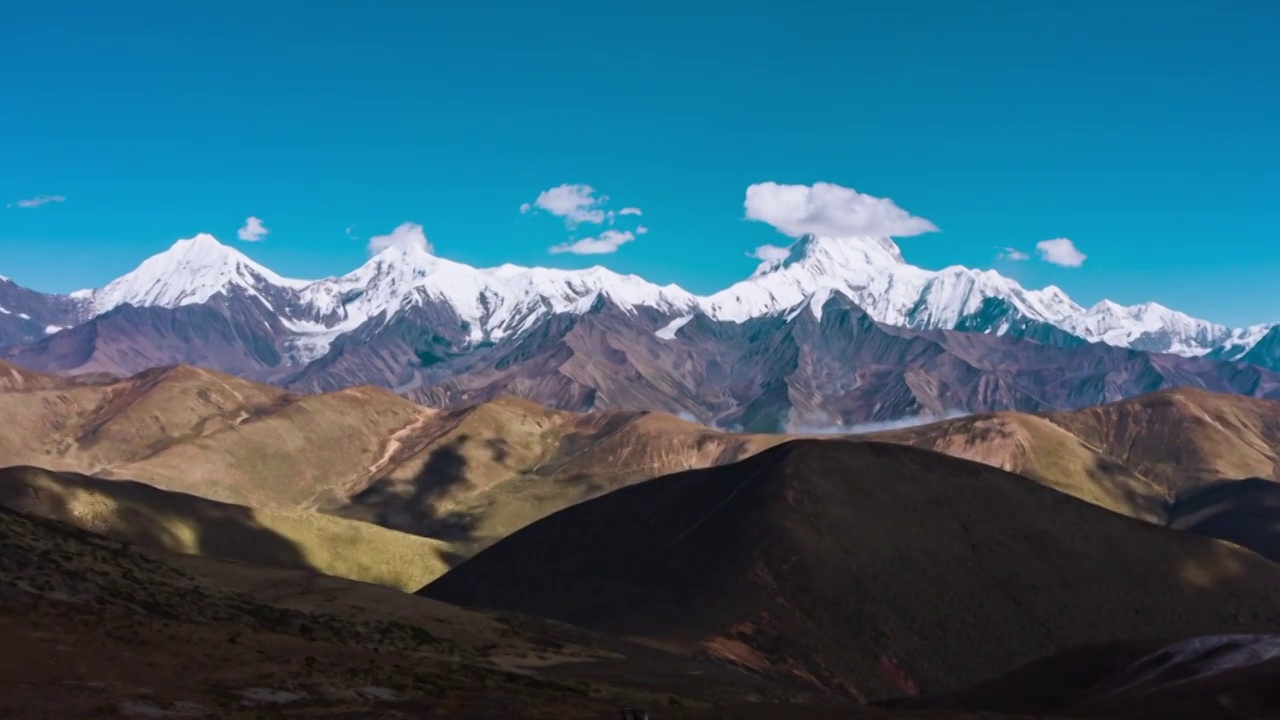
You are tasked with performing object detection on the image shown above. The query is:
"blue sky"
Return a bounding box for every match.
[1,0,1277,325]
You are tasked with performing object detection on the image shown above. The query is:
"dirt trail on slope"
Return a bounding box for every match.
[366,410,433,479]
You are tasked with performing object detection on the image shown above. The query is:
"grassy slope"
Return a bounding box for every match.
[0,363,783,549]
[0,465,451,591]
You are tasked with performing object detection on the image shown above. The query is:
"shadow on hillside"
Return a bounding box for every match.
[1170,478,1280,563]
[344,436,479,548]
[0,467,314,574]
[1082,454,1171,524]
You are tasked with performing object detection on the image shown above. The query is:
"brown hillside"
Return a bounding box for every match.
[422,440,1280,702]
[0,362,785,564]
[869,388,1280,519]
[866,412,1168,522]
[0,358,71,391]
[341,400,787,551]
[1041,387,1280,492]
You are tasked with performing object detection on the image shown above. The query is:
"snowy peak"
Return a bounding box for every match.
[704,234,1081,329]
[785,234,907,269]
[750,235,906,279]
[91,234,305,314]
[1063,298,1231,356]
[485,264,699,315]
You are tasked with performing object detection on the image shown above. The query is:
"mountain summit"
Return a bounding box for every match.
[86,233,308,315]
[702,234,1083,332]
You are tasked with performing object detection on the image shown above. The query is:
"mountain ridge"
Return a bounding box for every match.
[6,234,1280,423]
[3,232,1270,362]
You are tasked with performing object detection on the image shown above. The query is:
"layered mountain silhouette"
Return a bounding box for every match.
[9,358,1280,716]
[10,357,1280,576]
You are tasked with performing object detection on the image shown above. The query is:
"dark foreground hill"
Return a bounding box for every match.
[422,439,1280,702]
[0,501,841,719]
[886,634,1280,720]
[7,465,1280,719]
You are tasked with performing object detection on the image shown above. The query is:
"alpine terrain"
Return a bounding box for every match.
[4,233,1280,431]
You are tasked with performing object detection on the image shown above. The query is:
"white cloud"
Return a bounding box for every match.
[744,181,938,239]
[523,184,648,232]
[997,247,1030,261]
[8,195,65,209]
[524,183,609,227]
[236,216,269,242]
[748,244,791,263]
[345,225,358,240]
[635,225,649,235]
[368,222,433,255]
[549,229,635,255]
[1036,237,1086,267]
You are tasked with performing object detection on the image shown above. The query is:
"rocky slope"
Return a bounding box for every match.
[401,293,1280,431]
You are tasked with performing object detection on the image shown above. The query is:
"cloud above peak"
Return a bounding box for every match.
[368,222,433,255]
[748,244,791,263]
[997,247,1030,261]
[237,216,269,242]
[744,182,938,239]
[1036,237,1086,267]
[549,229,635,255]
[7,194,65,209]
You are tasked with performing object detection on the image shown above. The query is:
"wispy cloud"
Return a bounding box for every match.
[368,222,433,255]
[748,244,791,263]
[7,194,65,209]
[635,225,649,235]
[345,225,358,240]
[997,247,1030,261]
[549,229,635,255]
[745,181,938,239]
[786,409,969,435]
[618,207,642,216]
[236,216,269,242]
[1036,237,1086,267]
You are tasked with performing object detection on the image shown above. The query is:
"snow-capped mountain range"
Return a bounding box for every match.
[6,231,1280,426]
[30,231,1266,364]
